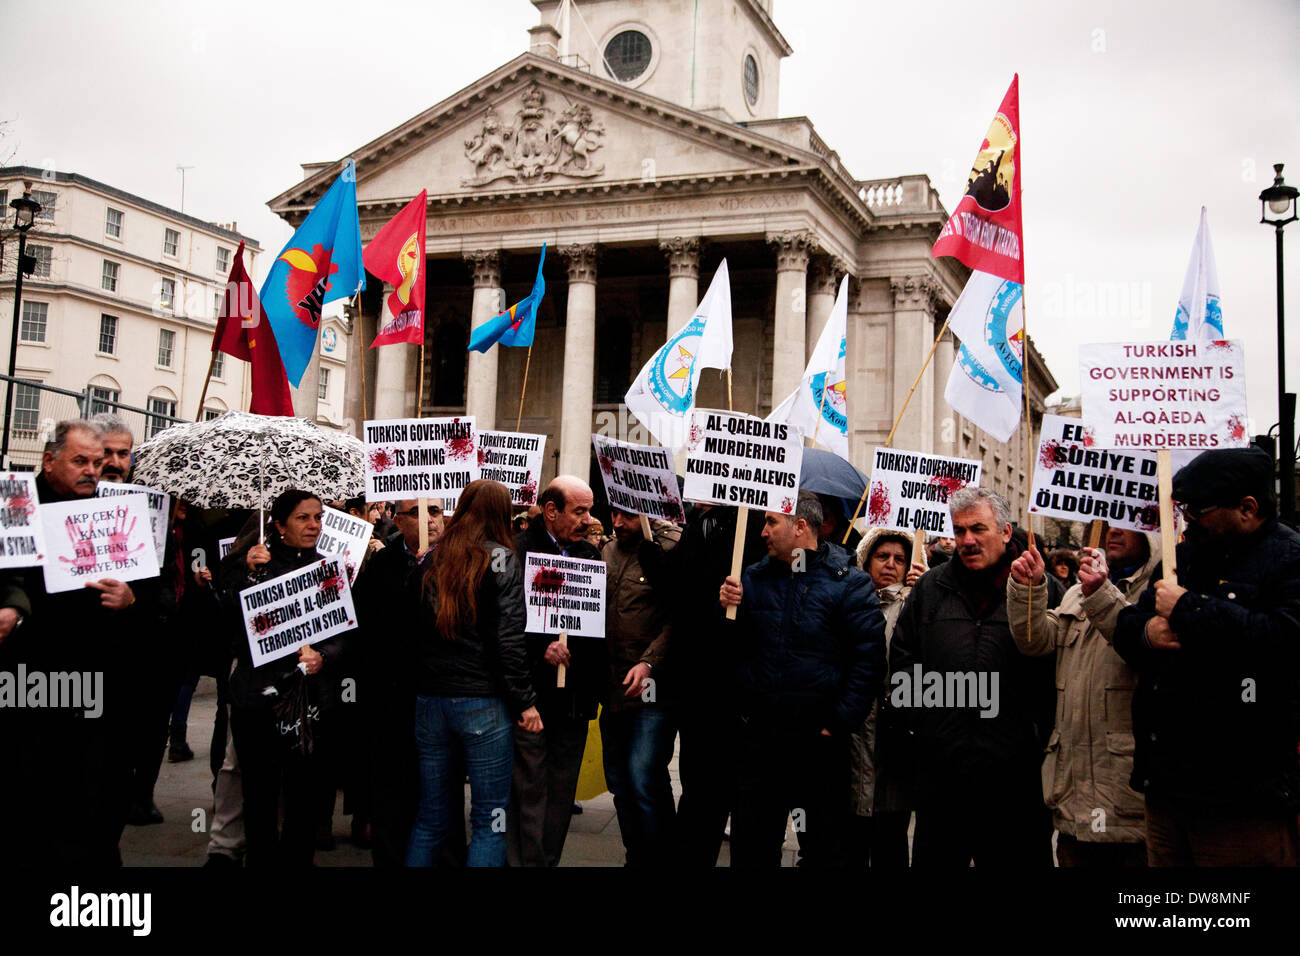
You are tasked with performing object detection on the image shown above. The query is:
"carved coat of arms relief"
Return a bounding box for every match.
[462,82,606,187]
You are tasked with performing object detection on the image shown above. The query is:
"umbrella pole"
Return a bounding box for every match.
[258,459,265,548]
[516,345,533,432]
[841,316,951,546]
[194,351,218,421]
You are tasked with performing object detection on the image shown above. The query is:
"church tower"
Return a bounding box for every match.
[528,0,791,122]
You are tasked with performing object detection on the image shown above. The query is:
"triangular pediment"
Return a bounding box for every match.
[269,53,822,218]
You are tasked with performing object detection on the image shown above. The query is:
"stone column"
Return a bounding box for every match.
[933,320,956,455]
[373,283,409,419]
[768,231,814,407]
[806,254,846,360]
[464,250,502,430]
[660,237,700,336]
[889,275,941,454]
[291,339,322,421]
[558,243,597,480]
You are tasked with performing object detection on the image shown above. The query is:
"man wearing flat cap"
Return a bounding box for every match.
[1114,445,1300,866]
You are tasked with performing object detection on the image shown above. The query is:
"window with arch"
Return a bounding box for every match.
[146,389,179,439]
[743,54,760,106]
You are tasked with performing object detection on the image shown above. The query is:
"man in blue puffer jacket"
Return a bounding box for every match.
[719,490,886,867]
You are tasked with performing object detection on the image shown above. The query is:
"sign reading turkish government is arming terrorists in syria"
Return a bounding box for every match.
[865,448,983,536]
[363,417,479,503]
[682,410,803,513]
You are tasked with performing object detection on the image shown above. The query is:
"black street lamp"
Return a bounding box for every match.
[1260,163,1298,526]
[3,182,42,469]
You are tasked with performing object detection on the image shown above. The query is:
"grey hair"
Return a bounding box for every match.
[45,419,104,457]
[88,412,132,437]
[792,489,823,535]
[949,486,1012,529]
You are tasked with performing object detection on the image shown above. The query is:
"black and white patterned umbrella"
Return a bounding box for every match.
[130,411,364,509]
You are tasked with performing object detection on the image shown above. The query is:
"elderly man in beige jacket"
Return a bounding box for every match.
[1007,527,1160,867]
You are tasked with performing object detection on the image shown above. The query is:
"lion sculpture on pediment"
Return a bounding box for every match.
[461,83,606,187]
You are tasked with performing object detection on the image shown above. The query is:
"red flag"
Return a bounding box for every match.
[931,75,1024,283]
[363,190,426,347]
[214,241,295,416]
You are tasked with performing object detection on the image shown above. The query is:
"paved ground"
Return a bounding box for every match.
[121,678,800,866]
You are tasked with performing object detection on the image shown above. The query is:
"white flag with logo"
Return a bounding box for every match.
[944,269,1024,443]
[1169,206,1224,341]
[625,260,733,450]
[768,274,849,459]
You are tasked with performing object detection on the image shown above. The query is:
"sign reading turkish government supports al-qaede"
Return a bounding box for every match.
[865,447,983,537]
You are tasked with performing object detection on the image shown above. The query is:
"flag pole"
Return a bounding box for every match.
[842,315,951,544]
[194,351,218,421]
[516,345,533,432]
[811,383,827,447]
[355,293,368,422]
[417,337,430,555]
[1022,292,1036,645]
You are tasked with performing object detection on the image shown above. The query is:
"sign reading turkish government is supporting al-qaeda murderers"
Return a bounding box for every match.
[363,417,479,503]
[682,409,803,513]
[1028,414,1160,532]
[239,556,356,669]
[478,429,546,507]
[523,553,606,638]
[317,506,373,584]
[865,447,983,536]
[39,493,162,593]
[0,473,47,569]
[1079,340,1249,449]
[592,434,686,522]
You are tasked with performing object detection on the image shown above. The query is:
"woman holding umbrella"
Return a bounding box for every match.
[223,488,350,867]
[405,479,542,867]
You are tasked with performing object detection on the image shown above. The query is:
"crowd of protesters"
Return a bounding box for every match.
[0,417,1296,868]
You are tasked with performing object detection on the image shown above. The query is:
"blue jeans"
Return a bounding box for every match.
[406,696,514,867]
[600,705,677,866]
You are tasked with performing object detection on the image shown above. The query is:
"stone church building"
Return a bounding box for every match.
[268,0,1057,517]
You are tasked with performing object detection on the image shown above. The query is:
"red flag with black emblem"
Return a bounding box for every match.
[213,241,295,416]
[932,75,1024,283]
[363,190,426,347]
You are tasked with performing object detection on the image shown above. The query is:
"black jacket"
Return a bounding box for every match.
[222,536,350,713]
[1114,519,1300,813]
[410,539,536,717]
[513,516,605,720]
[731,540,886,734]
[888,549,1054,805]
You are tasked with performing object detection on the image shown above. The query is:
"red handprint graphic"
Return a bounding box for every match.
[106,508,146,565]
[59,517,97,572]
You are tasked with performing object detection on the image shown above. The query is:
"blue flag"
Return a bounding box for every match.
[468,244,546,352]
[260,160,365,387]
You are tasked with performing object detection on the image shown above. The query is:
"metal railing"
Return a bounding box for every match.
[0,372,189,470]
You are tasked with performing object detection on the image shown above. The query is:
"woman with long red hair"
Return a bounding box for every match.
[406,479,541,867]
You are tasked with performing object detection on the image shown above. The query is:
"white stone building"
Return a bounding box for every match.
[0,168,353,466]
[269,0,1058,515]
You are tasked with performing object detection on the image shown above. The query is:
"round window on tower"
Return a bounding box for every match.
[743,54,760,106]
[604,29,652,82]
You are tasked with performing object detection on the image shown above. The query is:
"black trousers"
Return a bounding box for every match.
[674,703,740,867]
[230,706,334,868]
[730,721,852,868]
[507,710,589,867]
[911,783,1053,868]
[848,810,913,868]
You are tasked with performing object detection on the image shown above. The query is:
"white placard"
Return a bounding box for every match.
[1028,415,1160,532]
[316,506,372,584]
[0,473,47,568]
[523,553,606,639]
[592,434,685,522]
[363,417,479,503]
[98,481,169,565]
[478,430,545,506]
[218,536,236,560]
[866,447,983,537]
[682,409,803,513]
[39,493,162,593]
[238,556,357,669]
[1079,340,1248,450]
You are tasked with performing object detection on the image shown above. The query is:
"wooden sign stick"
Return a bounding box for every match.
[1157,449,1177,582]
[417,499,430,555]
[1086,519,1104,550]
[911,526,929,571]
[726,506,747,621]
[639,514,653,541]
[556,632,568,688]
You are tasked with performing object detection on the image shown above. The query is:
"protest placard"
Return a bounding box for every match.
[98,481,169,565]
[218,537,235,560]
[238,557,357,669]
[0,473,47,569]
[522,553,606,638]
[682,409,803,512]
[1028,415,1160,532]
[317,506,372,584]
[1079,340,1248,449]
[40,493,161,593]
[478,430,546,506]
[592,434,685,522]
[363,417,479,503]
[865,447,983,536]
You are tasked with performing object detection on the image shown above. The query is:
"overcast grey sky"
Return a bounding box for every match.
[3,0,1297,434]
